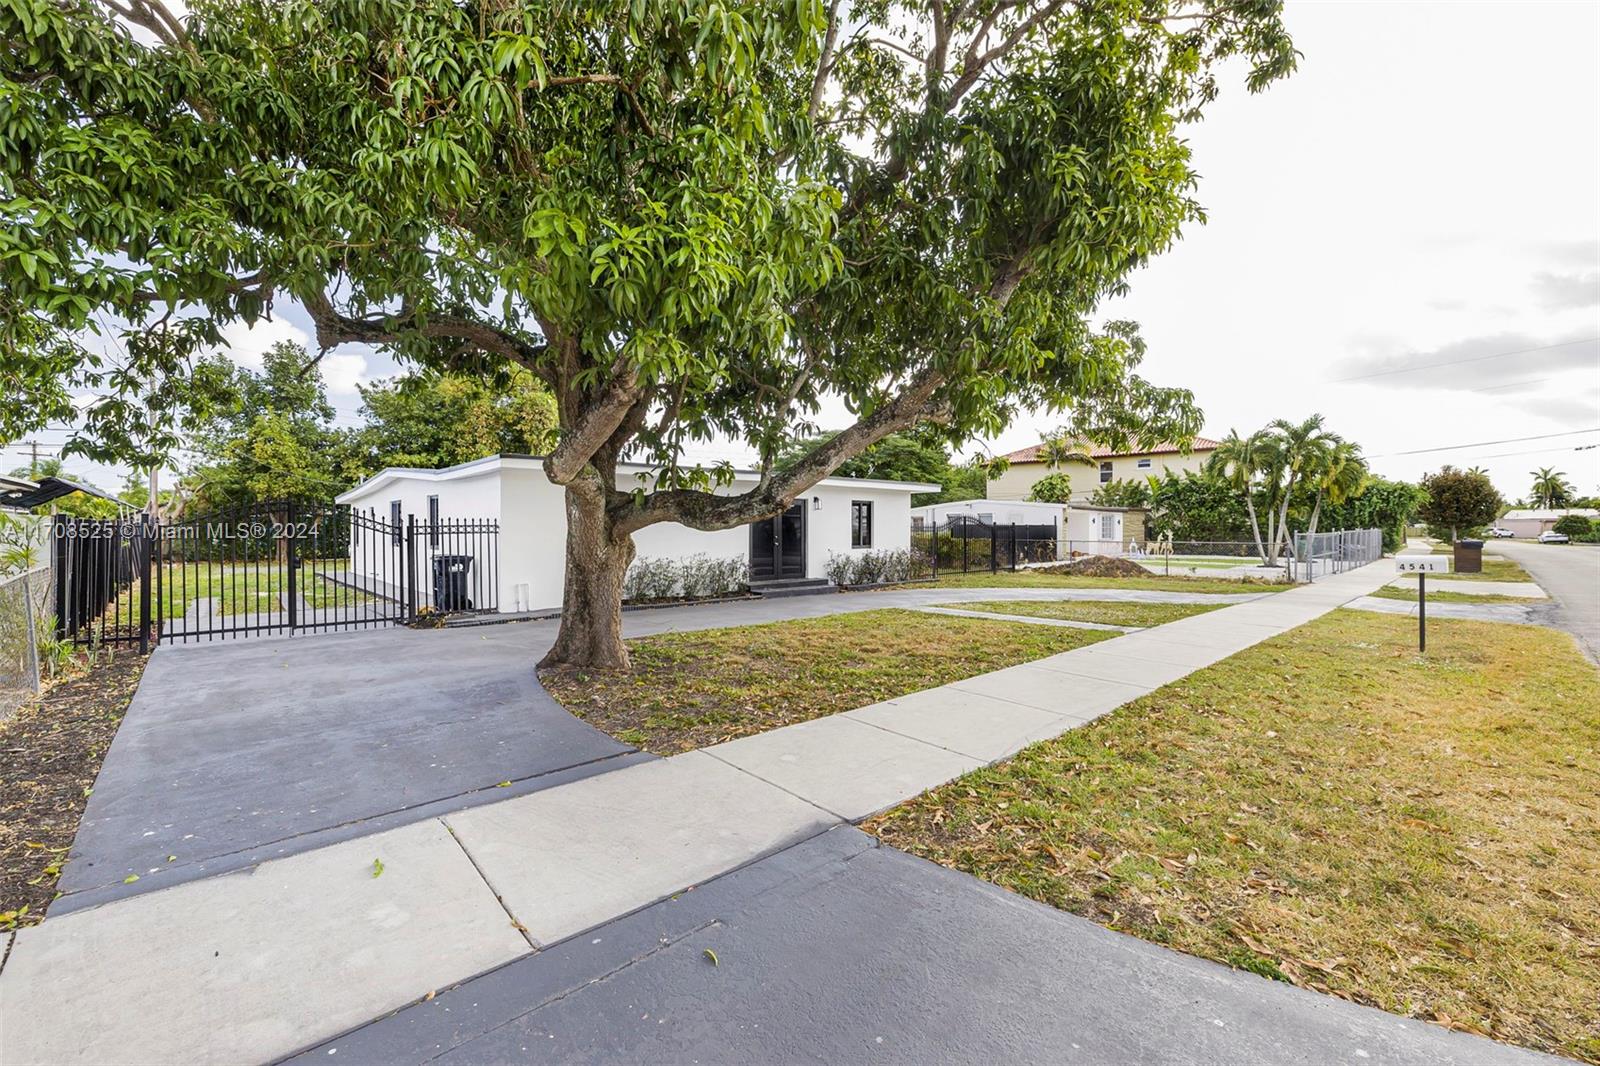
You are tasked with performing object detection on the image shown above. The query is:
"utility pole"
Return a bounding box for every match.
[24,440,41,478]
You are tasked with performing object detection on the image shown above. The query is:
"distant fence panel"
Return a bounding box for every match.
[0,564,53,714]
[53,515,154,651]
[1293,528,1383,582]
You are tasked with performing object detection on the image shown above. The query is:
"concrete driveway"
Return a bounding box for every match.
[1489,540,1600,663]
[55,624,644,913]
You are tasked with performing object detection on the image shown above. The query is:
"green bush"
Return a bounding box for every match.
[1551,514,1594,538]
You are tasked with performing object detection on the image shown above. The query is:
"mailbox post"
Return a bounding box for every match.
[1395,555,1450,653]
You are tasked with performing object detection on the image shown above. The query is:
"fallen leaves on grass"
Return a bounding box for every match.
[541,608,1115,755]
[866,611,1600,1063]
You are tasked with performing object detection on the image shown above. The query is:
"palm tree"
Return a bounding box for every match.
[1206,429,1269,563]
[1263,415,1337,565]
[1036,436,1096,469]
[1305,440,1369,537]
[1529,467,1572,509]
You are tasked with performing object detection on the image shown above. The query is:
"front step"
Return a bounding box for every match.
[750,577,834,599]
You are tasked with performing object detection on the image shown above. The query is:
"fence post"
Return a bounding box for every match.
[1010,523,1017,572]
[989,524,997,573]
[405,514,417,621]
[52,515,68,640]
[286,500,299,632]
[138,515,152,654]
[962,521,969,573]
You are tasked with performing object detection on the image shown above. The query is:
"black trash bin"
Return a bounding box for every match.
[431,554,474,611]
[1454,539,1483,574]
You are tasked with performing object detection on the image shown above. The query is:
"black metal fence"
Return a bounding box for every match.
[911,518,1065,576]
[52,500,498,648]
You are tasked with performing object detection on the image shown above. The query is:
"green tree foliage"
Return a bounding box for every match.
[1026,472,1074,503]
[1144,471,1250,542]
[1417,466,1503,543]
[352,370,558,471]
[1551,514,1593,538]
[1,0,1295,666]
[181,343,347,513]
[1317,477,1424,553]
[1089,478,1153,509]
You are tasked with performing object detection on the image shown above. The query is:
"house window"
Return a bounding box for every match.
[911,516,925,532]
[1099,461,1113,483]
[851,500,873,548]
[977,512,993,525]
[1136,458,1152,470]
[390,500,402,544]
[428,495,440,547]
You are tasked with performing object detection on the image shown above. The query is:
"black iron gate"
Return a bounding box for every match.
[53,500,499,647]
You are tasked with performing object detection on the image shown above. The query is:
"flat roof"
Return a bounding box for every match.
[337,453,940,503]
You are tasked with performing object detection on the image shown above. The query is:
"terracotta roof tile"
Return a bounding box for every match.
[1000,437,1220,463]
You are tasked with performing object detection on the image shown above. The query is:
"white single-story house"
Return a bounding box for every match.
[336,454,937,613]
[1498,507,1599,538]
[911,498,1066,533]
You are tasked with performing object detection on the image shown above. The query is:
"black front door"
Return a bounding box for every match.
[749,503,806,581]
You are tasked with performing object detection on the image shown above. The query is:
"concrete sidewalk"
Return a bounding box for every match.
[1,560,1408,1065]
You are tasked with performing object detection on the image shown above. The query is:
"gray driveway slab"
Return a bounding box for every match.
[293,828,1554,1066]
[56,623,640,912]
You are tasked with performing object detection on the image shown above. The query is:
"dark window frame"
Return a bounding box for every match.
[427,494,440,547]
[1099,461,1114,483]
[851,500,873,548]
[390,499,402,544]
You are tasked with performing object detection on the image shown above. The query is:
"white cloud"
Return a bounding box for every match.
[318,351,371,397]
[214,317,310,371]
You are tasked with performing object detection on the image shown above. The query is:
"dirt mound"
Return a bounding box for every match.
[1035,555,1152,578]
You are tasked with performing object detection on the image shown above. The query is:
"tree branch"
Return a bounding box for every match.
[612,368,948,537]
[302,289,548,373]
[542,358,644,485]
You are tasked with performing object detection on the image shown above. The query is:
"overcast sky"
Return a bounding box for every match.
[12,0,1598,505]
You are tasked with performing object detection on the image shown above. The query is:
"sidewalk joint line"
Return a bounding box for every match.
[441,819,538,952]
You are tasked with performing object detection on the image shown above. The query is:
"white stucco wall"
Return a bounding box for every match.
[1065,506,1127,555]
[338,457,930,613]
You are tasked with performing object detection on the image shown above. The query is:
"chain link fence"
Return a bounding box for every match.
[1292,528,1384,582]
[1,564,54,718]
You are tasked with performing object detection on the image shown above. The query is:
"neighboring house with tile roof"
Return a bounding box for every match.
[986,437,1220,502]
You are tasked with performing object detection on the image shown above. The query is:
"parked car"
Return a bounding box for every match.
[1488,527,1515,538]
[1537,530,1569,544]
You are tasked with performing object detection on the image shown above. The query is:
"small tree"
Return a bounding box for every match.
[1551,514,1593,538]
[1089,478,1153,509]
[1417,466,1502,542]
[1027,473,1074,504]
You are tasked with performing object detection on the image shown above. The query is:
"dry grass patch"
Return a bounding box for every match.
[950,600,1229,628]
[926,570,1285,595]
[541,608,1114,755]
[866,610,1600,1062]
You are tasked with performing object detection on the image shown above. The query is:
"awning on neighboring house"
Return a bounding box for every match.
[0,476,133,511]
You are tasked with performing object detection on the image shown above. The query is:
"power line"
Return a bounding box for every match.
[1368,428,1599,458]
[1328,337,1599,384]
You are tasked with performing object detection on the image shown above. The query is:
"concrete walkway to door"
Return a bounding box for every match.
[6,557,1544,1066]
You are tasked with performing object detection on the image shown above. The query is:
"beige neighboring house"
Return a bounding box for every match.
[1498,508,1600,538]
[987,437,1220,502]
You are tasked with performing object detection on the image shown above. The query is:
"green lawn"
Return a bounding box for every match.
[867,610,1600,1063]
[113,560,371,619]
[1371,586,1545,605]
[540,608,1118,755]
[925,571,1286,596]
[946,600,1230,628]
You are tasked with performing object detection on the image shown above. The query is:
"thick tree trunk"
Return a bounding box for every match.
[539,475,635,671]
